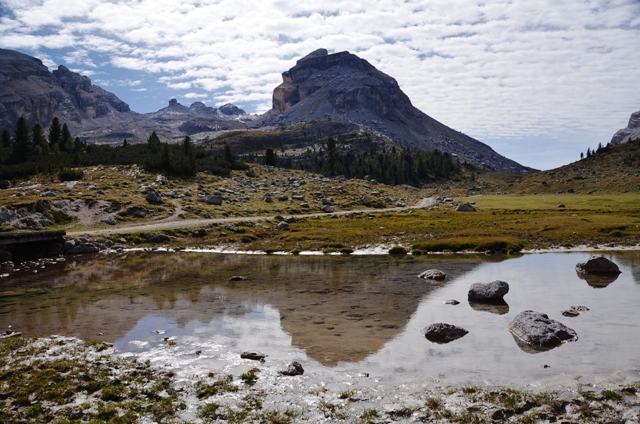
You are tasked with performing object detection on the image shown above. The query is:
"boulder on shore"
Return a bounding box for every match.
[241,351,266,361]
[421,323,468,344]
[456,203,477,212]
[468,280,509,301]
[575,256,621,274]
[508,310,577,351]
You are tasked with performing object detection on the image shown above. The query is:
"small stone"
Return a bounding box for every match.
[103,216,117,226]
[443,299,460,305]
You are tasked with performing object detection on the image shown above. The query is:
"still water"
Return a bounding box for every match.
[1,251,639,389]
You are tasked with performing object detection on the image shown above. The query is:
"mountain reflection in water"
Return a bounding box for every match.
[0,253,493,366]
[2,251,640,386]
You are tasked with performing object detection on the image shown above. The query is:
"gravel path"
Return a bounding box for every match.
[68,197,436,237]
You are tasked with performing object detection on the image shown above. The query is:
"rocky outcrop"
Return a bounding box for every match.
[508,311,578,351]
[262,49,535,174]
[0,49,135,135]
[280,361,304,376]
[610,110,640,145]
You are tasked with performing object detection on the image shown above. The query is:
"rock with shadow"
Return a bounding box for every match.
[468,280,509,301]
[576,256,621,288]
[508,310,577,353]
[421,323,468,344]
[468,298,509,315]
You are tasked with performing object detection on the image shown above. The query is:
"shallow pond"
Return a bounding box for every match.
[1,250,640,390]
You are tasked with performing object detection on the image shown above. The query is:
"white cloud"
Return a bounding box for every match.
[0,0,639,169]
[131,88,147,92]
[183,92,208,99]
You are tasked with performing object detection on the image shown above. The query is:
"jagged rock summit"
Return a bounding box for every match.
[0,48,135,135]
[262,49,534,174]
[610,109,640,145]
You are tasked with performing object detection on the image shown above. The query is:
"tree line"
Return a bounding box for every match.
[0,116,244,182]
[258,137,463,185]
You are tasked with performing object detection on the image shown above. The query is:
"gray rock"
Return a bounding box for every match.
[264,196,273,203]
[418,269,447,281]
[322,205,333,213]
[456,202,477,212]
[284,216,295,224]
[395,201,406,207]
[245,169,256,177]
[81,243,98,253]
[241,351,266,361]
[41,191,56,197]
[144,233,170,243]
[508,310,578,349]
[103,216,117,225]
[468,280,509,300]
[361,196,370,206]
[321,197,333,205]
[277,195,288,201]
[280,361,304,376]
[146,189,163,204]
[276,221,289,230]
[443,299,460,305]
[226,225,239,232]
[421,323,468,343]
[292,194,304,200]
[206,196,223,205]
[561,309,580,317]
[575,256,621,274]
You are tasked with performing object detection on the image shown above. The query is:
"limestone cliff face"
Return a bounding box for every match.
[265,49,535,174]
[0,49,135,135]
[610,110,640,145]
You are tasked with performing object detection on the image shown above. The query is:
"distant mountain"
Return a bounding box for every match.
[0,48,135,136]
[0,49,248,143]
[259,49,535,174]
[610,109,640,145]
[0,48,534,174]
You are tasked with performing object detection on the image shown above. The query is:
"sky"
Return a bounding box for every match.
[1,0,639,170]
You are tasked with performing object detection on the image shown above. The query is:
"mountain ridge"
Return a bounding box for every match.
[0,48,535,174]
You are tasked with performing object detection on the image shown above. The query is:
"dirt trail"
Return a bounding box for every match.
[68,197,436,237]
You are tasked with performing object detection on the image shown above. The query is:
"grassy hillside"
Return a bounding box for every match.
[494,139,640,195]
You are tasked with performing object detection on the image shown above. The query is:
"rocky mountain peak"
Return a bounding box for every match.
[52,65,92,92]
[610,109,640,144]
[218,103,246,116]
[264,49,533,174]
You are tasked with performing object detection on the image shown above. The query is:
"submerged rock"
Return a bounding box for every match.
[418,269,447,281]
[576,256,621,274]
[508,310,578,351]
[468,280,509,300]
[421,323,468,344]
[280,361,304,376]
[443,299,460,305]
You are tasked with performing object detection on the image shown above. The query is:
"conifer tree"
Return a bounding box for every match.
[13,117,31,163]
[32,124,49,155]
[1,129,11,149]
[223,143,233,164]
[48,117,62,151]
[147,131,161,153]
[265,148,276,166]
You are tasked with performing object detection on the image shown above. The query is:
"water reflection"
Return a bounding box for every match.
[577,272,619,288]
[0,252,494,366]
[1,250,639,386]
[468,298,510,315]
